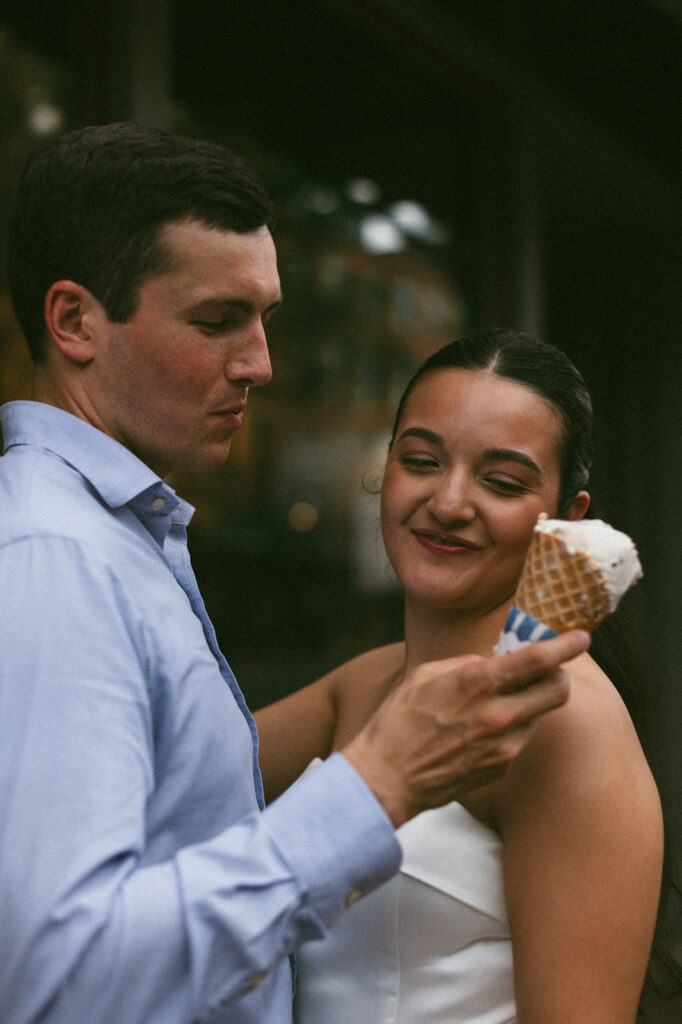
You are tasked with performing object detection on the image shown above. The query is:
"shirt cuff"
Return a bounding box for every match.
[262,752,402,934]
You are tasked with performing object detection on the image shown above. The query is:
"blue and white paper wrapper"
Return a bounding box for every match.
[494,605,559,655]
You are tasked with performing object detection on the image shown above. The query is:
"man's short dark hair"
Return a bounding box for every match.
[7,123,275,362]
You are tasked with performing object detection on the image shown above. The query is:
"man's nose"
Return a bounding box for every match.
[225,319,272,388]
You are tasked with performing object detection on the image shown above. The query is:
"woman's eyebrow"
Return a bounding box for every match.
[396,426,443,445]
[395,432,542,475]
[484,448,541,474]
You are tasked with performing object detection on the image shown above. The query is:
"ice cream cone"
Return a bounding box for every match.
[495,514,642,654]
[513,528,612,632]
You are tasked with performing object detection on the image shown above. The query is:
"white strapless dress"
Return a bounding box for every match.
[294,763,515,1024]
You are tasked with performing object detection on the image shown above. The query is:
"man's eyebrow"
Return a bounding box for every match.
[483,448,542,474]
[189,295,283,313]
[396,426,443,446]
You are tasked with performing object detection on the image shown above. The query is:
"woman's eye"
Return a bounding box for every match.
[486,476,529,495]
[400,455,440,471]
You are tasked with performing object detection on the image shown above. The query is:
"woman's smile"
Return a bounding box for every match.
[381,368,565,616]
[412,529,482,556]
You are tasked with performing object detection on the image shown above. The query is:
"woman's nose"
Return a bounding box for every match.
[426,469,476,524]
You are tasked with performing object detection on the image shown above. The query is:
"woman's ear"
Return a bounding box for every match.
[565,490,590,521]
[44,281,101,364]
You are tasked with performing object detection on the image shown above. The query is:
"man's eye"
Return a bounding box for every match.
[190,318,228,333]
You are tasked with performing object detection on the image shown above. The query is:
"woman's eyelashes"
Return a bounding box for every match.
[483,475,532,496]
[399,453,441,471]
[397,454,533,496]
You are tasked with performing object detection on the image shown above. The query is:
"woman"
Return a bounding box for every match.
[255,330,663,1023]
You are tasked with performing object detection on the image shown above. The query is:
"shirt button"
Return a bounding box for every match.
[345,886,362,907]
[151,497,167,511]
[248,973,266,990]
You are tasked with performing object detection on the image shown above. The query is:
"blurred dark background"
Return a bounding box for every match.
[0,1,680,1014]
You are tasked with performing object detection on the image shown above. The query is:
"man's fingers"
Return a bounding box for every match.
[492,629,590,693]
[472,719,540,771]
[473,670,569,739]
[345,630,590,825]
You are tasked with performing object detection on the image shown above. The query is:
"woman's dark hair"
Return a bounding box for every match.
[8,122,275,362]
[390,328,593,516]
[390,329,647,745]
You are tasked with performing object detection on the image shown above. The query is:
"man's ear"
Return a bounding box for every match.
[44,281,103,364]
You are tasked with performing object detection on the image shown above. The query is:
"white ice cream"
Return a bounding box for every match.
[534,514,643,611]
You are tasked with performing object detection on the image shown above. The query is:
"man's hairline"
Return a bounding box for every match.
[34,213,274,354]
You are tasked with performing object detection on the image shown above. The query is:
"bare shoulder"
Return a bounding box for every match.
[329,641,406,749]
[492,651,663,1021]
[324,641,405,692]
[533,650,645,762]
[493,649,661,833]
[255,640,404,802]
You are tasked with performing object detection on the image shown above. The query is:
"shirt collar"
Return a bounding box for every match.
[1,401,195,543]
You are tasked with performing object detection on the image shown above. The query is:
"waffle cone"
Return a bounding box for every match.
[513,530,612,632]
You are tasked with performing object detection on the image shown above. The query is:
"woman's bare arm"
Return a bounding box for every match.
[254,675,337,804]
[494,655,662,1023]
[254,642,404,803]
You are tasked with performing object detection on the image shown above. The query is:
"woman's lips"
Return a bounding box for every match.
[412,530,481,557]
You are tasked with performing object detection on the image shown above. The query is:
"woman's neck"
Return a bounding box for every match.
[402,598,512,675]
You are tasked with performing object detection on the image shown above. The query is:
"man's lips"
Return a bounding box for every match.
[212,404,245,428]
[412,529,482,556]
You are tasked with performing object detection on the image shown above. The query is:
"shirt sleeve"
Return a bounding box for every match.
[0,535,401,1024]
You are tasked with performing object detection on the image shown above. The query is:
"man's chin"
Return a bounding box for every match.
[162,441,234,478]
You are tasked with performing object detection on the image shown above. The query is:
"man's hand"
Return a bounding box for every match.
[342,630,589,827]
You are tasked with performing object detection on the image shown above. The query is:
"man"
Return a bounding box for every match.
[0,123,588,1024]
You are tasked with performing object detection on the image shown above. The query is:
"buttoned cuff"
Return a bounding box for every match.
[262,752,402,935]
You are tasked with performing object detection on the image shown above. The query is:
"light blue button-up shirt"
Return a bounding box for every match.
[0,401,401,1024]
